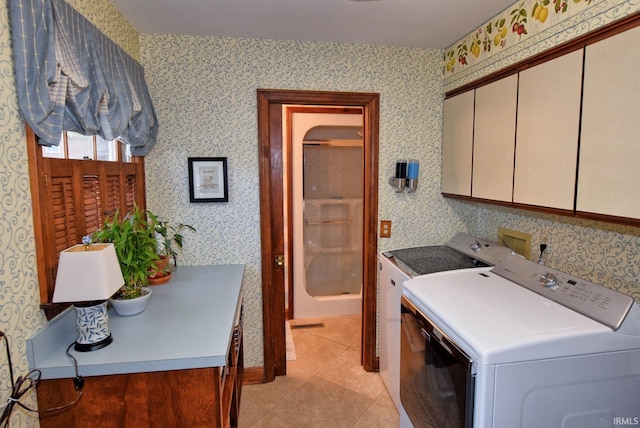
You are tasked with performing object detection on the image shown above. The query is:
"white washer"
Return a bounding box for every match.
[402,254,640,427]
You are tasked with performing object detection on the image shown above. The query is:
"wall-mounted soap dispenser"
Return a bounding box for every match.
[390,159,419,193]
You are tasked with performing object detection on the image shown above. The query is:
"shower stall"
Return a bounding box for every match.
[290,113,363,319]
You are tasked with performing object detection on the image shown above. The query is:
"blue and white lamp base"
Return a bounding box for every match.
[73,300,112,352]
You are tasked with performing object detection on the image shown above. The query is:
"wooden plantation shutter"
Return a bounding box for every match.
[50,168,78,253]
[83,174,102,233]
[124,173,138,213]
[27,127,146,318]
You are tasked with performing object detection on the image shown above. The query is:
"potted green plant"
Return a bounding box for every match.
[92,206,160,315]
[155,218,196,265]
[146,213,196,283]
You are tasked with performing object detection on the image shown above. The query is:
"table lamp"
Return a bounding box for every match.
[53,243,124,352]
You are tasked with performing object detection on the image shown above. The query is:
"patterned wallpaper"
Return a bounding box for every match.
[472,205,640,302]
[139,35,473,367]
[0,1,138,426]
[2,1,638,421]
[140,0,640,368]
[444,0,640,303]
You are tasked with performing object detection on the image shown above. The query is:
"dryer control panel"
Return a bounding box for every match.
[493,255,635,330]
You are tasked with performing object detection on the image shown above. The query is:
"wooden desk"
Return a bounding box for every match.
[28,265,245,427]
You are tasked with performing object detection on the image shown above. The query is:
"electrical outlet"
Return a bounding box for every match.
[380,220,392,238]
[542,236,550,253]
[538,237,550,265]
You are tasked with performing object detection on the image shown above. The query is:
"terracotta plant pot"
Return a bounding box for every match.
[148,255,171,284]
[148,271,172,285]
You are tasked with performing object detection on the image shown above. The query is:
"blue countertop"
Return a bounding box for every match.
[27,264,245,379]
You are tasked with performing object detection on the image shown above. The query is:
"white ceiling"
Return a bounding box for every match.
[110,0,516,49]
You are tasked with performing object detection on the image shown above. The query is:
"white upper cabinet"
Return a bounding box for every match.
[513,49,583,210]
[440,19,640,225]
[577,25,640,219]
[442,91,475,196]
[472,74,518,202]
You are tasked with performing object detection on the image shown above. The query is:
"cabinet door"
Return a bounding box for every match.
[472,74,518,202]
[577,25,640,219]
[442,90,474,196]
[513,49,583,210]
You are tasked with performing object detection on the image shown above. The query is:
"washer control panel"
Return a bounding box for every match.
[493,255,634,330]
[446,232,512,266]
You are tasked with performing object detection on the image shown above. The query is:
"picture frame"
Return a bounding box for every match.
[188,157,228,203]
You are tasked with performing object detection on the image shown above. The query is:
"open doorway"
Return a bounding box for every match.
[286,107,364,320]
[257,89,380,381]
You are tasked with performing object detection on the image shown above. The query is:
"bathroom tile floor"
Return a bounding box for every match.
[239,314,400,428]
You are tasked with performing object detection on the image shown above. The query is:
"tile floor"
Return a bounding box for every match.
[239,315,400,428]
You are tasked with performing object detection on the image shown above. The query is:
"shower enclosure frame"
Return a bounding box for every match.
[290,111,364,319]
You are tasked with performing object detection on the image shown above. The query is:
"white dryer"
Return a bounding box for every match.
[379,233,511,425]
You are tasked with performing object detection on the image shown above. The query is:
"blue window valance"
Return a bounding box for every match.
[9,0,158,156]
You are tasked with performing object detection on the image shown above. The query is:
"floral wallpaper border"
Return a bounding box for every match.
[444,0,640,89]
[445,0,595,74]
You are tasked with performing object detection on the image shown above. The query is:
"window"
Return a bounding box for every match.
[42,131,132,162]
[28,127,146,318]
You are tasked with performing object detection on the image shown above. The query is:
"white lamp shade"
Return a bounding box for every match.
[53,243,124,302]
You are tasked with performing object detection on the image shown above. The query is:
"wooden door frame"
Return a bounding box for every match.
[258,89,380,381]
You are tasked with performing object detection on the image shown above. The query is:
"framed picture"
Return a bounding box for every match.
[188,157,229,203]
